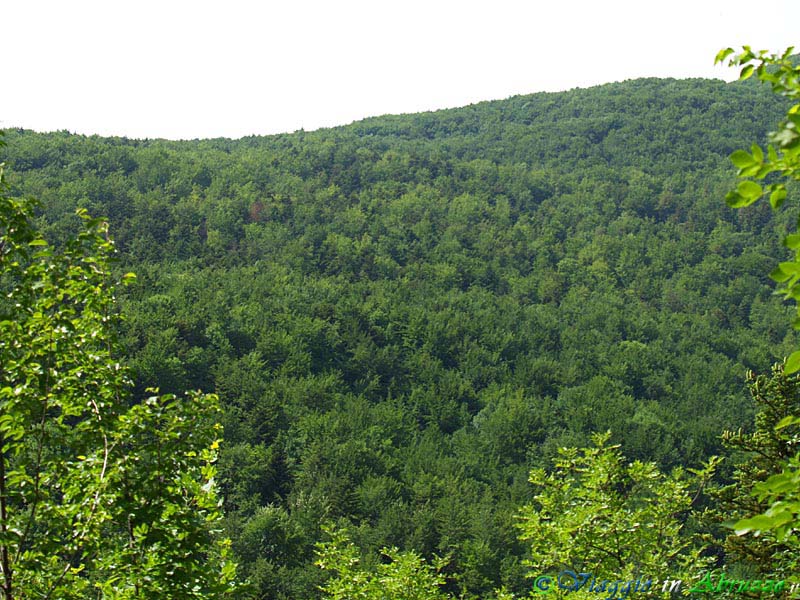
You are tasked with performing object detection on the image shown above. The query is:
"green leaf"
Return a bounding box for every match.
[768,144,779,162]
[715,47,735,64]
[785,350,800,374]
[726,191,756,208]
[739,164,762,178]
[780,261,800,275]
[730,150,757,168]
[784,233,800,250]
[757,475,798,496]
[771,186,787,209]
[740,64,755,80]
[775,415,800,430]
[771,264,796,282]
[751,144,764,163]
[787,286,800,301]
[733,513,780,535]
[737,180,763,201]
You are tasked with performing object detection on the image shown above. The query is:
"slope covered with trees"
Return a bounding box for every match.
[1,75,796,598]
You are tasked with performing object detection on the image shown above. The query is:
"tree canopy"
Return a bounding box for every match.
[1,66,797,597]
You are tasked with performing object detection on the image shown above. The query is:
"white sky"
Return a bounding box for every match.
[3,0,799,140]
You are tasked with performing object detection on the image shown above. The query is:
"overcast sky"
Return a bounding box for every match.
[4,0,799,140]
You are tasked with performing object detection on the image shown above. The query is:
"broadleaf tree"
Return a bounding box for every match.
[0,136,239,599]
[716,44,800,562]
[315,524,449,600]
[715,46,800,370]
[516,432,716,597]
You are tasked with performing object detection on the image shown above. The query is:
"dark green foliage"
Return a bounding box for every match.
[0,73,794,597]
[710,364,800,577]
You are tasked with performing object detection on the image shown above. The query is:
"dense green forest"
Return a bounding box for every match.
[2,74,799,598]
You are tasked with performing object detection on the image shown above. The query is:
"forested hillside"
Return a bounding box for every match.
[1,75,796,598]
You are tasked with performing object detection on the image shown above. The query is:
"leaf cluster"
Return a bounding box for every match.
[717,47,800,371]
[518,432,714,584]
[0,175,240,598]
[315,524,448,600]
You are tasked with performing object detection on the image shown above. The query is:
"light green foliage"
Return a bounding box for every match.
[315,524,448,600]
[716,46,800,371]
[92,392,238,599]
[715,44,800,565]
[517,432,715,590]
[0,143,238,598]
